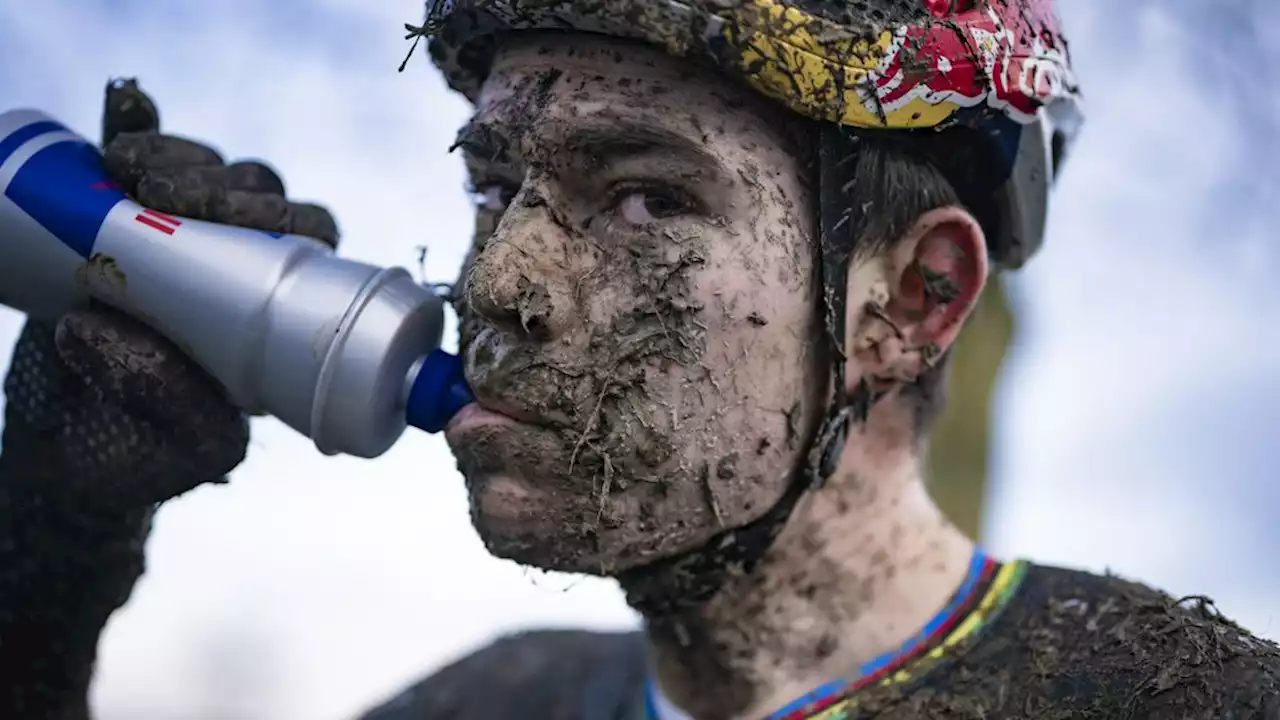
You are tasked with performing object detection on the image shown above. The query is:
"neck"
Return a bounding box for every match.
[637,420,975,720]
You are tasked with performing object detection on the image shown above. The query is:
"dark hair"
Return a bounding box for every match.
[824,127,1003,436]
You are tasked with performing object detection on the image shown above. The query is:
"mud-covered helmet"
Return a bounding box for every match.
[420,0,1083,270]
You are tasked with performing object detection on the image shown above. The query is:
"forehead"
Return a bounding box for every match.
[467,33,797,162]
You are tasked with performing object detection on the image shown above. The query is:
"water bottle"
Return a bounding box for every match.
[0,109,474,458]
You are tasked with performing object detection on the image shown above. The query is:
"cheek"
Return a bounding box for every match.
[680,216,820,521]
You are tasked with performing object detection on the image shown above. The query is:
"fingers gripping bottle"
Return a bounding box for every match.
[0,109,474,458]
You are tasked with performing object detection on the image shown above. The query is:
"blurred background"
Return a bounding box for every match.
[0,1,1277,718]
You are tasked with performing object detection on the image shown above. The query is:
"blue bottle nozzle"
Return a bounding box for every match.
[405,349,475,434]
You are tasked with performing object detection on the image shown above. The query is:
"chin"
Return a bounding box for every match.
[458,470,687,575]
[463,480,605,573]
[447,419,602,572]
[444,408,742,575]
[468,478,721,576]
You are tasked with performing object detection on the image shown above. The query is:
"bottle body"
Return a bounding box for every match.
[0,109,471,458]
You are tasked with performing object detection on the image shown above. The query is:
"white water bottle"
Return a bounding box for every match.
[0,109,473,458]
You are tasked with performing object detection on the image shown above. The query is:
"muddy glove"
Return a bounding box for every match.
[0,78,340,719]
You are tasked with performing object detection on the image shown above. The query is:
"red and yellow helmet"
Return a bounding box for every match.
[421,0,1083,266]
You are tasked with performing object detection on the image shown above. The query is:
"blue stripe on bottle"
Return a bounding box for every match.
[0,120,67,168]
[4,138,125,259]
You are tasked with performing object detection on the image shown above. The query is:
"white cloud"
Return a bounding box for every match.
[0,1,1276,718]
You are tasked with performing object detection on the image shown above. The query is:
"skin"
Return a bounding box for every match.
[444,35,990,720]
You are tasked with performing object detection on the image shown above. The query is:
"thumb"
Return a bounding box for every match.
[102,77,160,149]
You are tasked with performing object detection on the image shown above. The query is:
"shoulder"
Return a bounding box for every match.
[355,628,648,720]
[1017,563,1280,718]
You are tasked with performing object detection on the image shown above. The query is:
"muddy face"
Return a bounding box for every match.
[444,34,824,574]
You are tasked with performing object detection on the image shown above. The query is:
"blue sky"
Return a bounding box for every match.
[1,1,1277,718]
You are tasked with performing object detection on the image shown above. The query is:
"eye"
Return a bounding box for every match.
[615,186,697,226]
[469,182,517,213]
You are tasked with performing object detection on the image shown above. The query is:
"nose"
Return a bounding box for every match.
[463,191,578,342]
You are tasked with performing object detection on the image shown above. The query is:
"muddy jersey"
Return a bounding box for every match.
[358,562,1280,720]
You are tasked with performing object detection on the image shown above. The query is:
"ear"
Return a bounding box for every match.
[845,206,989,393]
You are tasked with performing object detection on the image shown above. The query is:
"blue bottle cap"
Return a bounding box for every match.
[405,349,475,434]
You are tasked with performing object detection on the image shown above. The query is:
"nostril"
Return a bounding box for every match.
[516,304,554,341]
[521,314,547,337]
[467,271,559,340]
[505,279,553,340]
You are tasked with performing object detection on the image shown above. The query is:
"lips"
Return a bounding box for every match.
[445,402,515,435]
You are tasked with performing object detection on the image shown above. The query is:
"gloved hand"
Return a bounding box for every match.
[0,78,340,718]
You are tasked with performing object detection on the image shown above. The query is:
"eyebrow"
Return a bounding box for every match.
[561,119,720,170]
[455,115,721,172]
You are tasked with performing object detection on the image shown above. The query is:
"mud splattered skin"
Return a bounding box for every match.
[360,564,1280,720]
[444,35,825,575]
